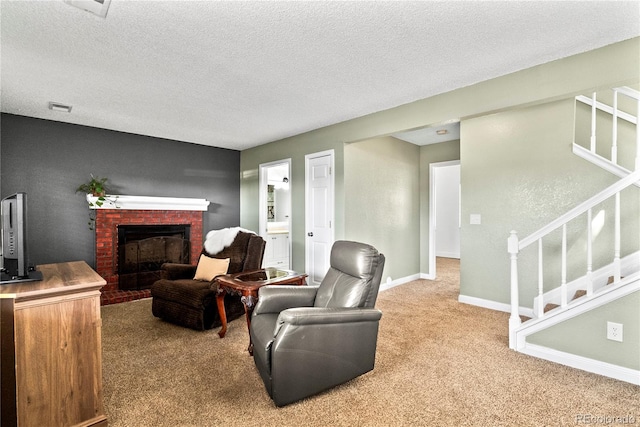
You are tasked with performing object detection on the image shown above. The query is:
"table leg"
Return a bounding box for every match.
[240,294,257,355]
[216,289,228,338]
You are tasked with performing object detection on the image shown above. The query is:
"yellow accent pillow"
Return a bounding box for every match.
[193,255,230,281]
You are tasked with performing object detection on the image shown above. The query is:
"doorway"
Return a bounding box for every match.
[259,159,292,269]
[305,150,335,286]
[429,160,461,278]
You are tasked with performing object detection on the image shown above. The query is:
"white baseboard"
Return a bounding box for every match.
[420,272,436,280]
[385,277,534,318]
[435,252,460,259]
[522,343,640,385]
[458,294,534,318]
[379,273,424,292]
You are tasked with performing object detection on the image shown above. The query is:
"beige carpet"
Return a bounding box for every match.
[101,258,639,426]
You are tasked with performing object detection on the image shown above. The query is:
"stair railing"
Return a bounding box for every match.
[508,169,640,349]
[575,86,639,171]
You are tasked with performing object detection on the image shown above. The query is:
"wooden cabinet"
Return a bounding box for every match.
[1,261,107,427]
[263,234,290,269]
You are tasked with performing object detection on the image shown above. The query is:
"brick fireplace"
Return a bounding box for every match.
[91,195,209,305]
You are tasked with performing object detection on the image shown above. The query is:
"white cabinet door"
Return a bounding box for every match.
[263,234,290,269]
[273,234,289,259]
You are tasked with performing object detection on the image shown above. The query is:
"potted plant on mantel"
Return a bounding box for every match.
[76,174,119,229]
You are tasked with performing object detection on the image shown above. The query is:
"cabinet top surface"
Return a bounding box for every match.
[0,261,105,300]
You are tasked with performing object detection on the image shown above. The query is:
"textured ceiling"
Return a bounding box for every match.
[1,1,639,150]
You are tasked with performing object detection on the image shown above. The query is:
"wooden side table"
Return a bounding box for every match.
[215,268,307,354]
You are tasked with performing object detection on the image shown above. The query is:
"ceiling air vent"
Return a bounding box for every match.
[64,0,112,18]
[48,102,73,113]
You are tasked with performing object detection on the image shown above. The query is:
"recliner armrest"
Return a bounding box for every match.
[277,307,382,326]
[253,286,318,315]
[160,263,197,280]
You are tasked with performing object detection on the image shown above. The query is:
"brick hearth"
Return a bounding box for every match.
[95,209,203,305]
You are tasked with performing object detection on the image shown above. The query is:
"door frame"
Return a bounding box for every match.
[429,160,461,279]
[305,149,335,282]
[259,159,292,264]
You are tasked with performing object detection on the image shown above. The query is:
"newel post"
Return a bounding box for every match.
[508,230,521,350]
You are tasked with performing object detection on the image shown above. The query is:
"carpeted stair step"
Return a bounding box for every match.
[520,277,624,324]
[542,290,585,313]
[520,286,599,324]
[520,302,566,323]
[518,301,567,324]
[572,289,587,300]
[606,275,624,285]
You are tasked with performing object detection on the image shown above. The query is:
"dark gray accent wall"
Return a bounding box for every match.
[1,113,240,269]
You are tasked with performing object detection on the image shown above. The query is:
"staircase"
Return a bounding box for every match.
[507,86,640,384]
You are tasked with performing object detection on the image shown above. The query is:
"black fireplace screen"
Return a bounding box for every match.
[117,225,191,290]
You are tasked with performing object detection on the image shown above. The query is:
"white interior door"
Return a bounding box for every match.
[305,150,334,286]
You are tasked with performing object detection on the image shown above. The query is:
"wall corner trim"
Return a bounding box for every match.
[458,294,535,319]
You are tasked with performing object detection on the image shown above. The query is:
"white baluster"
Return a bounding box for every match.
[508,230,520,349]
[614,191,621,283]
[590,91,597,152]
[586,208,593,296]
[537,239,544,318]
[561,224,568,307]
[611,89,618,165]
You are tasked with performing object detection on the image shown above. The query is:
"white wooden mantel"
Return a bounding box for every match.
[86,194,210,211]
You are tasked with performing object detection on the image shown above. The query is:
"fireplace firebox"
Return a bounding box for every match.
[117,224,191,290]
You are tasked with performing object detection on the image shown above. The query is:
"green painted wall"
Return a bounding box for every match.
[459,98,639,369]
[460,99,639,304]
[344,136,420,282]
[240,38,640,371]
[241,37,639,283]
[528,291,640,370]
[240,138,344,273]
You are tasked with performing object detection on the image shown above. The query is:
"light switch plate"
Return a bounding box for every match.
[470,214,481,225]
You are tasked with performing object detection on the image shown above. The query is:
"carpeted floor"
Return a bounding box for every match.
[101,258,639,426]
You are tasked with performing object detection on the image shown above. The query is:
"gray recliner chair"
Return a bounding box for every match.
[250,240,385,407]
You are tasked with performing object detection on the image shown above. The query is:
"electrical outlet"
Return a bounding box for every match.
[607,321,623,342]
